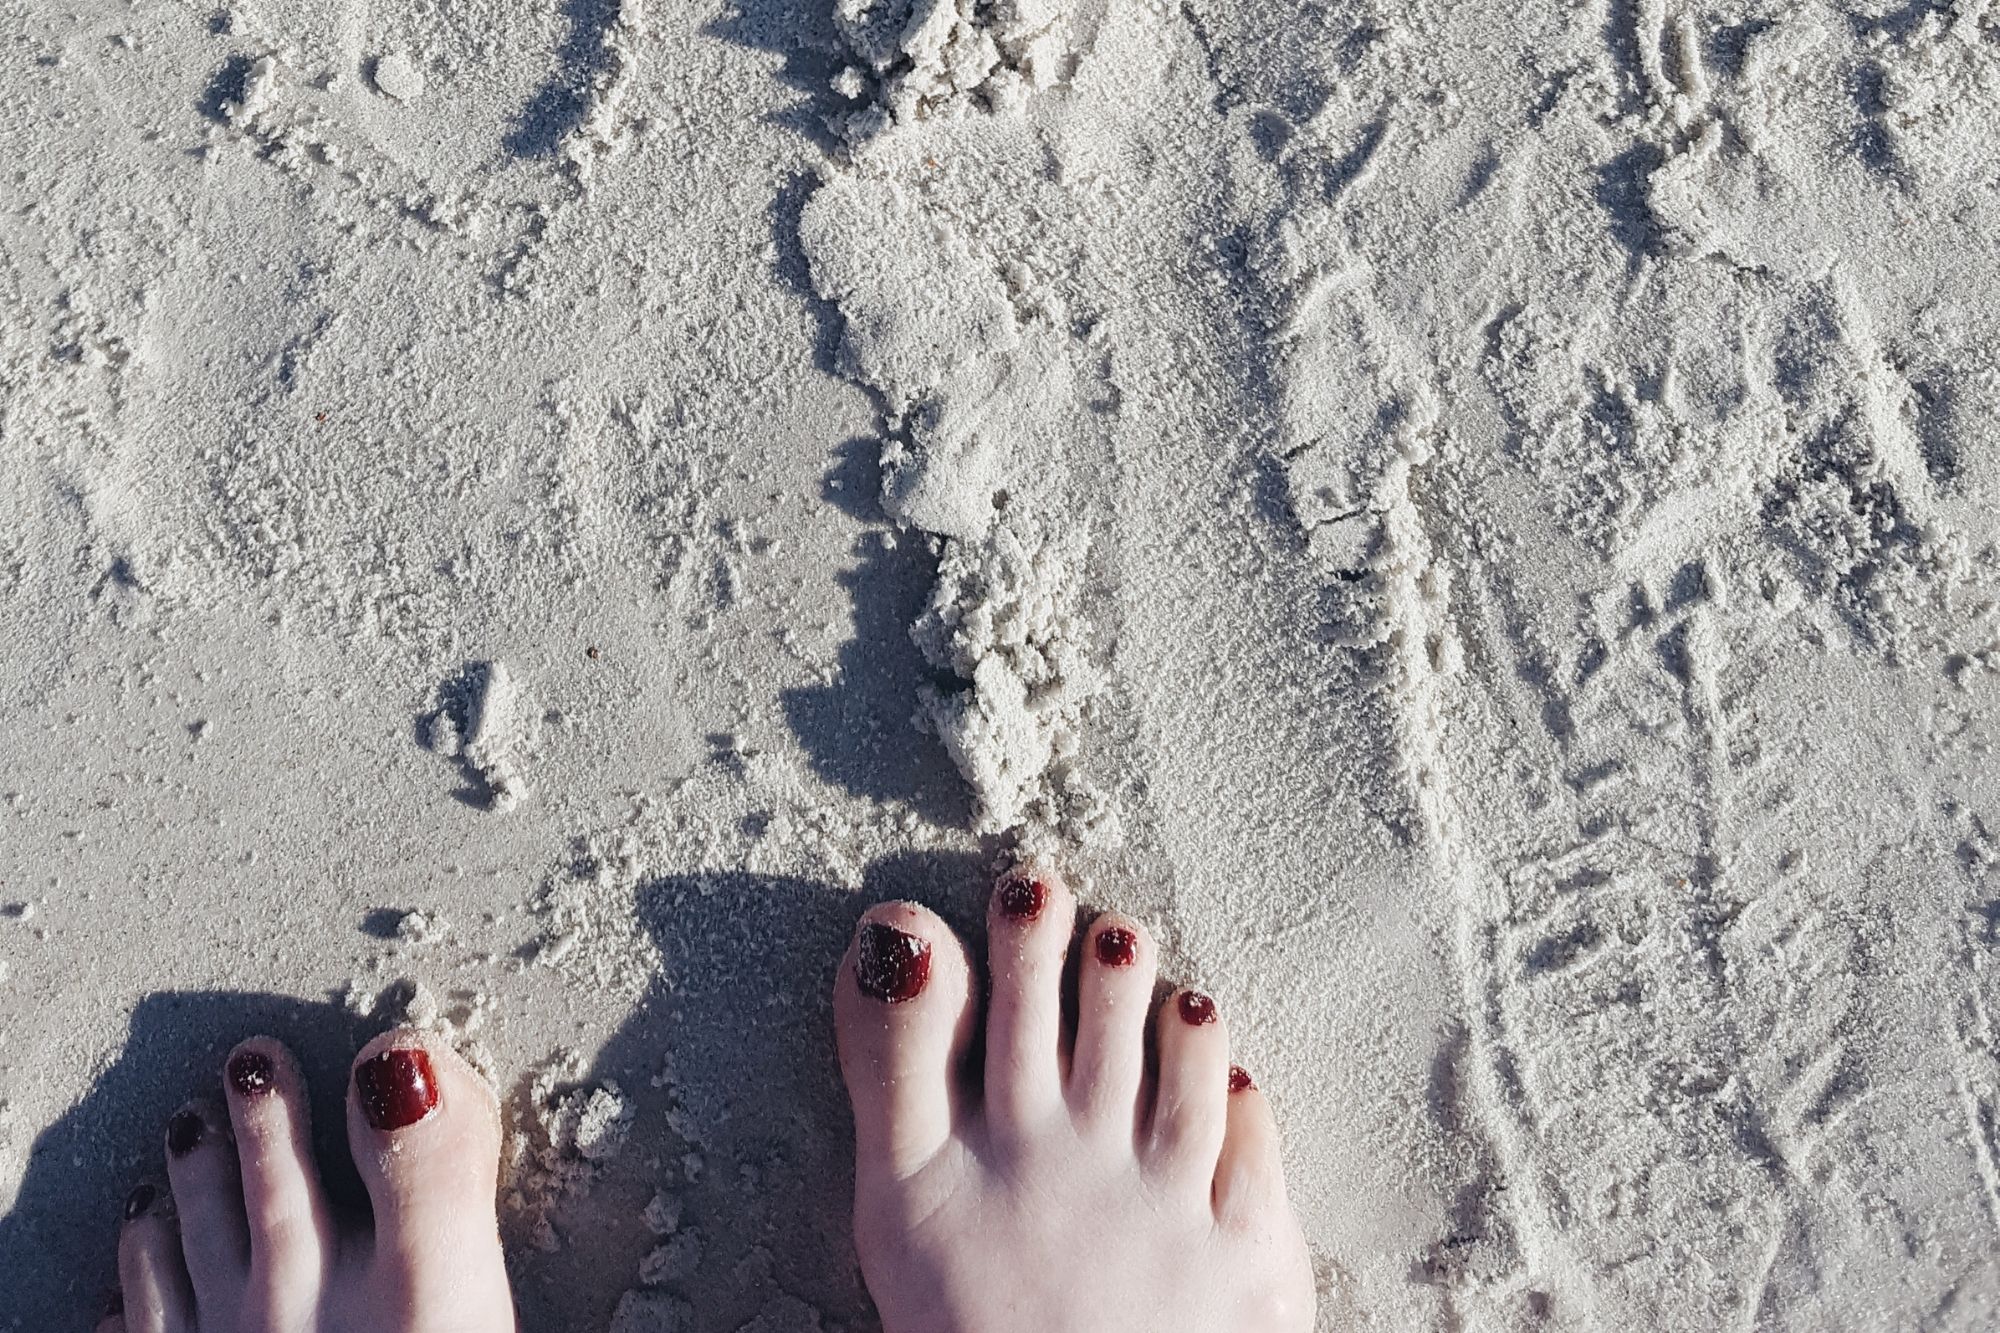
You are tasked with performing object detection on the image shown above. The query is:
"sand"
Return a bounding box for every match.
[3,0,2000,1328]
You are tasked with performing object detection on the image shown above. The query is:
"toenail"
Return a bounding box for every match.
[356,1047,441,1131]
[124,1183,157,1220]
[166,1109,205,1157]
[996,873,1048,921]
[1229,1065,1254,1093]
[855,921,931,1002]
[103,1288,124,1317]
[1178,991,1218,1025]
[228,1050,277,1098]
[1094,926,1138,967]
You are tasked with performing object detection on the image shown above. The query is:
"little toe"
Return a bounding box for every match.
[1146,988,1231,1184]
[222,1038,334,1317]
[162,1099,249,1306]
[982,865,1077,1129]
[1213,1065,1289,1229]
[344,1029,513,1326]
[833,900,976,1179]
[94,1288,128,1333]
[1068,912,1158,1131]
[118,1184,196,1333]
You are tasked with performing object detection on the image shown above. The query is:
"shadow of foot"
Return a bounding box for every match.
[506,848,989,1332]
[0,991,385,1332]
[6,851,990,1332]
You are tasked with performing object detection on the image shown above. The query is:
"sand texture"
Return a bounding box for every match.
[5,0,2000,1328]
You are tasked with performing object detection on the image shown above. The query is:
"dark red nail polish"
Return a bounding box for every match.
[1178,991,1218,1025]
[996,874,1048,921]
[1229,1065,1254,1093]
[104,1289,124,1317]
[228,1050,276,1098]
[355,1048,440,1131]
[166,1109,205,1157]
[124,1183,156,1220]
[855,921,931,1002]
[1095,926,1138,967]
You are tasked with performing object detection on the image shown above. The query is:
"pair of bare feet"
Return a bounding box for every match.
[99,869,1315,1332]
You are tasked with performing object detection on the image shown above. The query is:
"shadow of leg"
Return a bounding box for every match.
[504,849,988,1332]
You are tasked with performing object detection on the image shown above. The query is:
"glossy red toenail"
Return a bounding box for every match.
[356,1048,440,1131]
[103,1289,124,1317]
[124,1183,156,1220]
[1178,991,1218,1025]
[228,1050,276,1097]
[166,1109,205,1157]
[1095,926,1138,967]
[996,874,1048,920]
[856,921,931,1002]
[1229,1064,1254,1093]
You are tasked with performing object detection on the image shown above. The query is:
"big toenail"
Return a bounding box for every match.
[124,1183,157,1220]
[228,1050,276,1097]
[1229,1065,1254,1092]
[855,921,931,1002]
[1178,991,1218,1025]
[1095,926,1138,967]
[103,1289,124,1317]
[997,874,1048,921]
[166,1109,205,1156]
[356,1047,441,1131]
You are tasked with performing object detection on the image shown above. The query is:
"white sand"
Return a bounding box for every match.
[3,0,2000,1328]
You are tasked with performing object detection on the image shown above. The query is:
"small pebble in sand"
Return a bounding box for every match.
[639,1229,702,1285]
[643,1190,683,1236]
[395,910,439,943]
[372,51,425,102]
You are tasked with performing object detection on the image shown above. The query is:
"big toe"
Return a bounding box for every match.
[344,1029,512,1327]
[833,900,976,1179]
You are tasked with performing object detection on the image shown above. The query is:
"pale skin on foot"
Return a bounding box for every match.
[834,870,1315,1333]
[100,870,1313,1332]
[101,1030,516,1333]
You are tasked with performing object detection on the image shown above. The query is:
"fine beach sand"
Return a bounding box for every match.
[5,0,2000,1329]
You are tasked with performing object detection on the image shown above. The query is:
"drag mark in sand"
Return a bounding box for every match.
[422,660,534,812]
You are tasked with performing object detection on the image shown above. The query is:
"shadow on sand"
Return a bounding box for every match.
[1,992,383,1331]
[4,850,992,1333]
[778,523,974,834]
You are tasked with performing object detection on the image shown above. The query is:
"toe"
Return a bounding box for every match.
[833,900,976,1179]
[1068,912,1158,1133]
[1146,987,1231,1185]
[345,1029,513,1326]
[223,1038,334,1319]
[118,1184,196,1333]
[162,1099,249,1308]
[982,864,1076,1130]
[1213,1066,1289,1229]
[94,1293,127,1333]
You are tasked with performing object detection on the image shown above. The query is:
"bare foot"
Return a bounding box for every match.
[833,870,1316,1333]
[102,1028,516,1333]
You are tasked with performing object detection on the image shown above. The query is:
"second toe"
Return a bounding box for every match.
[222,1037,334,1323]
[1069,912,1159,1135]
